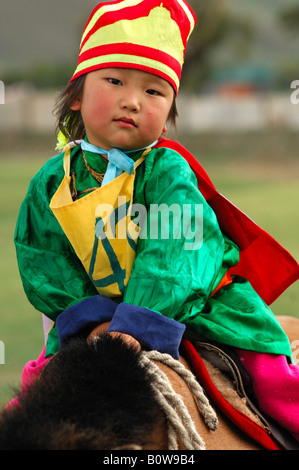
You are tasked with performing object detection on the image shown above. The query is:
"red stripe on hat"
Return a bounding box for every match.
[179,0,197,25]
[77,43,182,78]
[71,62,178,94]
[169,0,197,44]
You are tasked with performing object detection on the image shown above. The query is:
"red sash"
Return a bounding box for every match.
[155,139,299,305]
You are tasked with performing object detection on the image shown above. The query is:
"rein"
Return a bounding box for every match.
[139,350,218,450]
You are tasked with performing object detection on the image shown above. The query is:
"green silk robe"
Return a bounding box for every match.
[14,142,291,357]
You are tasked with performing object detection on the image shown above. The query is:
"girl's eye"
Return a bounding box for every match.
[146,89,161,96]
[108,78,122,86]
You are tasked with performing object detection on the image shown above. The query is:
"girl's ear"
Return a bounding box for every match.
[69,95,82,111]
[162,124,167,133]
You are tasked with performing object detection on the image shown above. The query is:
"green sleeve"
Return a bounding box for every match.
[124,148,239,321]
[14,156,98,323]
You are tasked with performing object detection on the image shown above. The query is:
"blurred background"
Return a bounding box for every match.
[0,0,298,407]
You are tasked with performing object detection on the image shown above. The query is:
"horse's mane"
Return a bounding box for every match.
[0,335,164,450]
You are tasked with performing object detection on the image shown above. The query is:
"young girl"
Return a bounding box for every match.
[12,0,299,442]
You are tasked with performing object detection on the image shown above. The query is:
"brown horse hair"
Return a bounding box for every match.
[0,335,165,450]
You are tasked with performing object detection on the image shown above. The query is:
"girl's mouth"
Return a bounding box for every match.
[114,117,137,129]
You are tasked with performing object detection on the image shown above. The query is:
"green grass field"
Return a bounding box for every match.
[0,130,298,408]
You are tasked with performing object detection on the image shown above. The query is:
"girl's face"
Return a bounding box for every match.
[70,68,174,150]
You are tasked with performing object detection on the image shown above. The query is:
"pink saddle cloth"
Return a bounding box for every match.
[5,346,51,409]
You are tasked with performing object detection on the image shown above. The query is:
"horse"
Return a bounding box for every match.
[0,316,298,450]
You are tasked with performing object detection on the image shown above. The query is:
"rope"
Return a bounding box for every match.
[139,350,218,450]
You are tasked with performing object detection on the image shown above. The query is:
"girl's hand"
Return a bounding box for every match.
[107,331,141,352]
[87,322,141,352]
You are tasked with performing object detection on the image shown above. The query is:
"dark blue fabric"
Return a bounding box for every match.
[56,296,185,358]
[57,295,117,346]
[107,303,186,359]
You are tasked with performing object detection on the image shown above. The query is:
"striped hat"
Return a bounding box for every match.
[70,0,196,94]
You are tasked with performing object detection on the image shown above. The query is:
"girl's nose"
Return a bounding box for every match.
[120,92,140,113]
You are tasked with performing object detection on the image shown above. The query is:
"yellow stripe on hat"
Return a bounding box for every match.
[81,0,145,47]
[73,53,180,91]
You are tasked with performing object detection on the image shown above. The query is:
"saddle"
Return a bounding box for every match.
[181,330,299,451]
